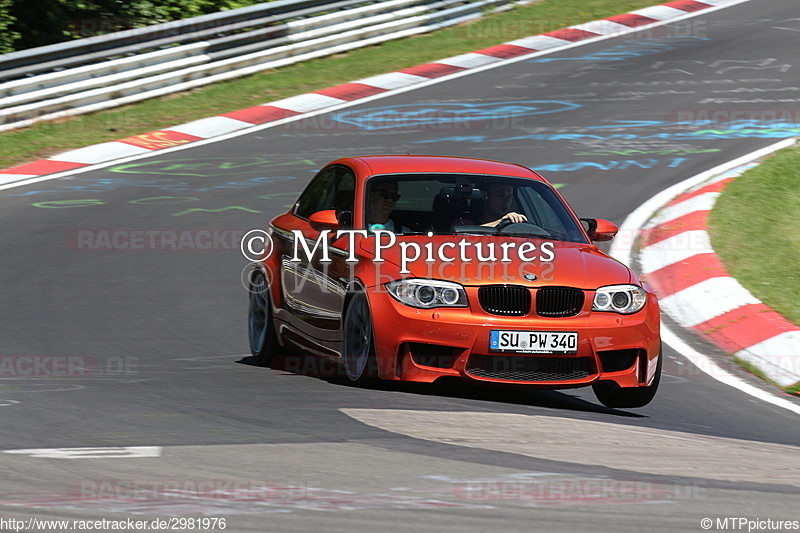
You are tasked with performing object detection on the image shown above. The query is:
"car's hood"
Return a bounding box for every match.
[357,234,633,288]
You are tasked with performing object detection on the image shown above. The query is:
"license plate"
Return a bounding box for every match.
[489,330,578,354]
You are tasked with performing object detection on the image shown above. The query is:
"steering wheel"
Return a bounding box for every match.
[495,219,553,238]
[495,218,515,230]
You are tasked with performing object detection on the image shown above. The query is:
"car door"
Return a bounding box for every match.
[279,165,355,342]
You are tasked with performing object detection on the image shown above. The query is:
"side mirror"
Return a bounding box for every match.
[309,210,341,231]
[581,218,618,242]
[336,210,352,229]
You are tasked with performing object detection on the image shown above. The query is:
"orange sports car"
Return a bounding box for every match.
[247,155,661,408]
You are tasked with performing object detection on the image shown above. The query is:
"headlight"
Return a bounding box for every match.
[386,279,468,309]
[592,284,646,314]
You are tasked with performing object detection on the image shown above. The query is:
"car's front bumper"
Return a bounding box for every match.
[368,286,661,388]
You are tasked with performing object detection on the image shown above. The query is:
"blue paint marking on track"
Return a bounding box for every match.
[531,158,688,172]
[109,158,316,177]
[10,176,298,197]
[530,38,705,64]
[332,101,582,130]
[413,121,800,145]
[413,128,800,143]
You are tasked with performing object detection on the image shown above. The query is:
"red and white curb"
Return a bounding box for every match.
[0,0,747,187]
[636,140,800,391]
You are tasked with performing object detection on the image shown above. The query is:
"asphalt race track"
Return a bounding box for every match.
[1,1,799,531]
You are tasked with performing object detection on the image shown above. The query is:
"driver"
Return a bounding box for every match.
[455,183,528,227]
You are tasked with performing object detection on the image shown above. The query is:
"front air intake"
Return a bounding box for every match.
[466,354,594,381]
[536,287,584,317]
[478,285,531,316]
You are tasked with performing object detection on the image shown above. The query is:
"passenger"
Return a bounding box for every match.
[366,180,409,233]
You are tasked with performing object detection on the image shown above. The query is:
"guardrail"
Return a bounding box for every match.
[0,0,523,133]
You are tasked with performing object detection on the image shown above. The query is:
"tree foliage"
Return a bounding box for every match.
[0,0,21,53]
[3,0,268,52]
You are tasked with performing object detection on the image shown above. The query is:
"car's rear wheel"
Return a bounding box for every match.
[248,270,278,366]
[342,290,378,385]
[592,346,662,409]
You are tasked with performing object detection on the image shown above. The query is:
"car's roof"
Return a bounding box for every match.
[339,155,543,180]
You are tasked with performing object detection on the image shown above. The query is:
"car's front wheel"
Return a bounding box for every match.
[248,270,279,366]
[592,346,662,409]
[342,290,378,385]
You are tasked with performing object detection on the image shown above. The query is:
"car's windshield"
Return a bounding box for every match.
[364,173,588,243]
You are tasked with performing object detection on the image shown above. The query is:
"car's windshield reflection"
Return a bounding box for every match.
[363,174,587,243]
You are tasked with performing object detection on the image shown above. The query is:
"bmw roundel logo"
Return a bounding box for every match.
[523,273,538,281]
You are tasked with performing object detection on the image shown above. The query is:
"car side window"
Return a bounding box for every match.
[518,184,586,242]
[294,166,355,220]
[528,190,569,233]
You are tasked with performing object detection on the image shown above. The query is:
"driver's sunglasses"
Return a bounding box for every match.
[373,190,401,201]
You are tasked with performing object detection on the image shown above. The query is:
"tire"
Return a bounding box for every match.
[342,290,378,385]
[248,270,279,366]
[592,346,662,409]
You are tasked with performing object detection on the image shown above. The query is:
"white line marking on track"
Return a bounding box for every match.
[169,116,251,138]
[644,192,720,228]
[354,72,428,90]
[436,53,503,68]
[630,6,689,20]
[0,174,36,185]
[640,230,713,274]
[3,446,162,458]
[506,35,570,50]
[569,20,631,36]
[663,329,800,416]
[659,277,761,326]
[268,93,346,113]
[54,142,152,165]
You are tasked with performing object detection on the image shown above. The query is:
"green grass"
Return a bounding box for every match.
[0,0,662,170]
[708,145,800,326]
[734,356,800,396]
[733,356,780,390]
